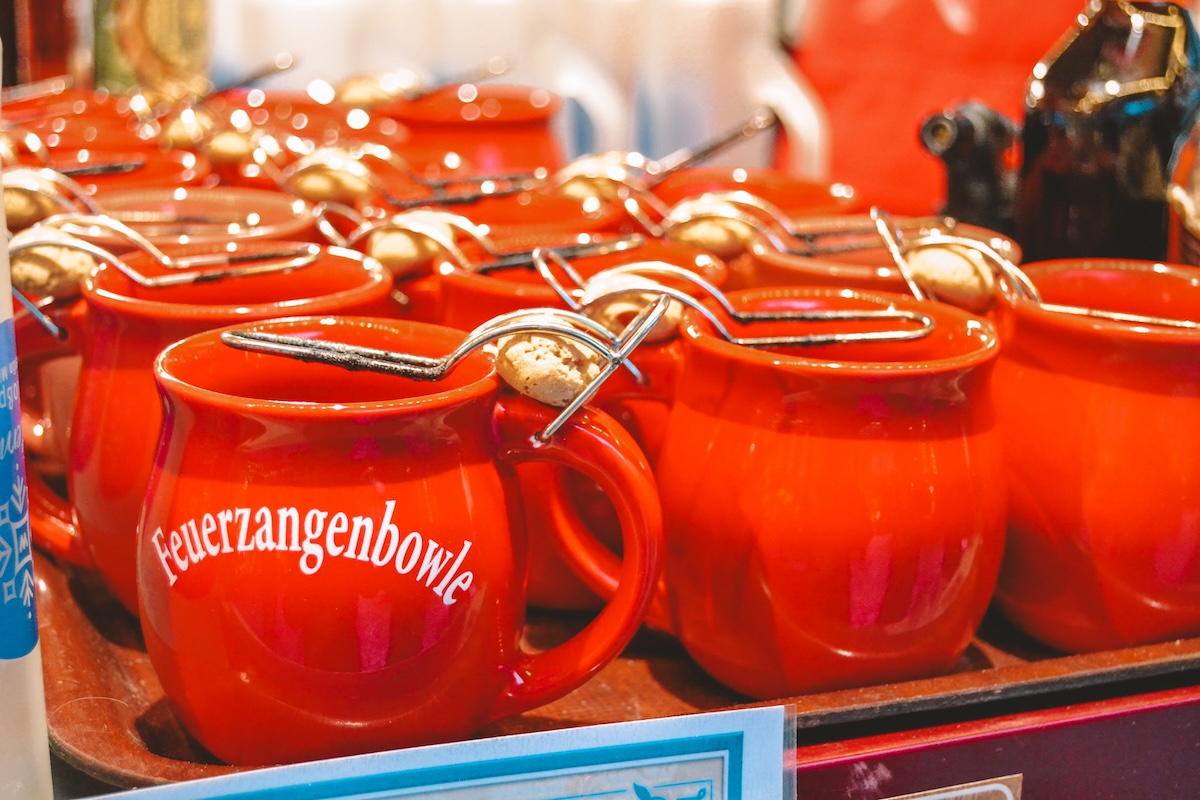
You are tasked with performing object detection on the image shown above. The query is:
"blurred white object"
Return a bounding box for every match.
[635,0,829,177]
[206,0,829,173]
[432,0,629,158]
[208,0,434,90]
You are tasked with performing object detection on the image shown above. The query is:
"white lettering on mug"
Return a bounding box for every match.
[152,528,178,586]
[153,501,477,605]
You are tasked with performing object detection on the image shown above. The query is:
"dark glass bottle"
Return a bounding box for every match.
[1014,1,1200,262]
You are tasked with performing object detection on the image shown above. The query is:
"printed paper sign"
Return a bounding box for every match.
[108,707,789,800]
[0,317,36,661]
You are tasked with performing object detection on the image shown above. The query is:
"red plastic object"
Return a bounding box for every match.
[788,1,1086,214]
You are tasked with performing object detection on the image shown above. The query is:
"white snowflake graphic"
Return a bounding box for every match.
[0,473,33,611]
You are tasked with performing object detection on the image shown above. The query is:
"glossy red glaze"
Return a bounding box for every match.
[651,287,1005,698]
[24,245,393,614]
[15,90,157,153]
[137,316,662,765]
[3,88,134,121]
[650,166,862,218]
[438,238,723,610]
[993,259,1200,653]
[741,219,1021,294]
[375,84,564,173]
[16,307,77,476]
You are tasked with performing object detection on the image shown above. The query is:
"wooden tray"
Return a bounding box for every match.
[37,549,1200,790]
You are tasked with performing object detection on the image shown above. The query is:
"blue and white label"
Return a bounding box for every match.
[0,316,35,660]
[106,707,789,799]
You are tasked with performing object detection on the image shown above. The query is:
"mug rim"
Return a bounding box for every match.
[154,315,501,416]
[82,243,391,322]
[1001,259,1200,345]
[440,237,729,300]
[377,84,561,125]
[649,166,861,216]
[748,220,1022,276]
[91,186,316,247]
[682,286,999,374]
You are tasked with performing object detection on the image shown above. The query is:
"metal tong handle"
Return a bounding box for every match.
[41,212,320,273]
[975,249,1200,330]
[354,141,543,191]
[12,226,319,292]
[322,205,494,257]
[649,107,780,185]
[536,252,937,347]
[325,207,482,272]
[319,202,647,276]
[10,288,67,341]
[613,186,673,239]
[1,75,72,105]
[402,56,511,102]
[0,125,51,166]
[3,166,105,216]
[871,207,928,301]
[284,148,534,211]
[698,189,959,257]
[662,196,796,253]
[220,298,669,441]
[472,233,647,274]
[879,221,1200,331]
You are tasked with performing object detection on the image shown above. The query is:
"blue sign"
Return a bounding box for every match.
[105,707,789,800]
[0,316,36,660]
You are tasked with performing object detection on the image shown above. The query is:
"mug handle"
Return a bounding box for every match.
[14,303,92,567]
[486,392,662,722]
[541,467,675,634]
[535,351,680,633]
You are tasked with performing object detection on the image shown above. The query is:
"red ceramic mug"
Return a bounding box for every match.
[649,166,862,218]
[374,84,564,174]
[56,187,320,255]
[22,243,393,614]
[992,259,1200,652]
[555,287,1006,697]
[137,315,662,765]
[344,201,625,324]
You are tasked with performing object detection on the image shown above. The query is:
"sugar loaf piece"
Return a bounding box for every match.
[494,326,603,408]
[906,243,996,314]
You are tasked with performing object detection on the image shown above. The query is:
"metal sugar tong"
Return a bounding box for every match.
[9,218,322,340]
[220,298,672,442]
[532,249,938,348]
[870,208,1200,330]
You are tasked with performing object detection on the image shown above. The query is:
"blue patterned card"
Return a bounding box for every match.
[106,706,790,800]
[0,316,36,661]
